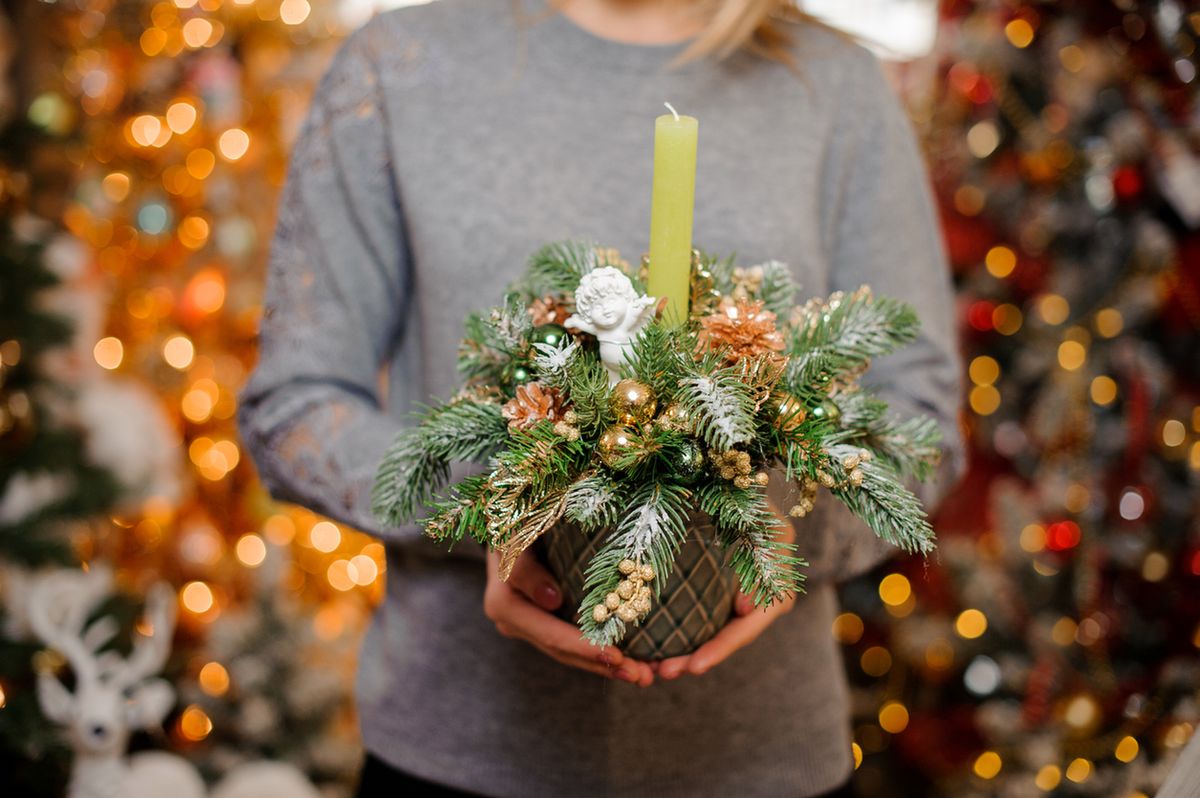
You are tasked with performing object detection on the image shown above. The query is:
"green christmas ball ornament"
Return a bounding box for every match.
[532,324,568,347]
[508,363,533,385]
[673,439,706,483]
[609,378,657,426]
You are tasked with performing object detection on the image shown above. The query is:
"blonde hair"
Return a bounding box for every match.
[522,0,838,73]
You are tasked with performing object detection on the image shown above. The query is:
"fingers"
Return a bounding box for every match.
[484,550,656,685]
[658,595,796,680]
[505,548,563,611]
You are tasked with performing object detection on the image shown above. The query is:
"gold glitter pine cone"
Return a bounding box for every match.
[696,297,786,363]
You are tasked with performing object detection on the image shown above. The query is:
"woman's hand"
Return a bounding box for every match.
[653,502,797,680]
[484,547,655,686]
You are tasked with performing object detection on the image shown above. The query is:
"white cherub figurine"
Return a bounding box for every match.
[565,266,657,386]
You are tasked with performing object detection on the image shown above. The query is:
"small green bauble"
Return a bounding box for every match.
[609,379,657,426]
[532,324,568,347]
[509,363,533,385]
[674,439,706,483]
[598,425,640,469]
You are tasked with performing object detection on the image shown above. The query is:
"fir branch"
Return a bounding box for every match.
[678,370,756,451]
[563,353,613,435]
[784,287,920,393]
[697,480,806,606]
[577,481,691,644]
[371,428,450,527]
[829,454,936,555]
[754,260,799,317]
[370,400,507,527]
[457,294,533,384]
[525,239,598,297]
[826,391,944,480]
[564,472,622,532]
[531,338,579,390]
[621,321,690,401]
[611,481,692,568]
[422,474,493,545]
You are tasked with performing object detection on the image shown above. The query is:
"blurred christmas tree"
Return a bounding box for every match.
[0,0,391,795]
[0,11,124,795]
[840,2,1199,796]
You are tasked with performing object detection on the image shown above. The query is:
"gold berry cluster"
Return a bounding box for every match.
[592,559,656,625]
[553,409,581,441]
[708,449,770,490]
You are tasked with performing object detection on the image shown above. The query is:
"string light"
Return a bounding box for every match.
[181,581,214,614]
[878,701,909,734]
[198,662,230,697]
[973,751,1002,779]
[93,336,123,369]
[179,705,212,741]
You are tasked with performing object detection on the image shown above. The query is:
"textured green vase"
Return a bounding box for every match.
[534,512,738,660]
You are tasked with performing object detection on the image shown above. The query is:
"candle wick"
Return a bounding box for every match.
[663,101,680,122]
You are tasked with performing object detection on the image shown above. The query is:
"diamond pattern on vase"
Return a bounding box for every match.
[534,512,738,660]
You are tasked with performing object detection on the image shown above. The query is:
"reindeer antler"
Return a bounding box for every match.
[27,568,113,683]
[108,582,176,689]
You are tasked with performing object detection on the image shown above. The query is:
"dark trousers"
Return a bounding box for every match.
[355,752,857,797]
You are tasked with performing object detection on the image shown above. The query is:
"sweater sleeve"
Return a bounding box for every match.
[788,47,968,587]
[237,19,476,557]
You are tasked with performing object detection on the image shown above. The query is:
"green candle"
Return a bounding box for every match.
[647,103,698,324]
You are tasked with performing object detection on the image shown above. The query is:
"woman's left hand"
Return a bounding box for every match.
[653,501,797,680]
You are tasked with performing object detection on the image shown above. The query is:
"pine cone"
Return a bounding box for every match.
[502,382,566,431]
[696,298,785,363]
[528,295,573,326]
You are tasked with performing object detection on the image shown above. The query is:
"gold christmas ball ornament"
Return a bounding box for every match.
[638,564,655,582]
[768,393,808,432]
[604,592,621,610]
[655,402,693,432]
[616,604,639,623]
[609,379,657,425]
[593,604,610,623]
[617,580,635,600]
[597,425,642,468]
[618,559,638,575]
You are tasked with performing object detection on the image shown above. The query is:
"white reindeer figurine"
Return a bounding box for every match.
[27,567,320,798]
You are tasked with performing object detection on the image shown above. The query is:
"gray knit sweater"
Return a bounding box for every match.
[236,1,967,795]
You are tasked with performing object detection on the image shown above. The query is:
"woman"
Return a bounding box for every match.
[237,0,967,795]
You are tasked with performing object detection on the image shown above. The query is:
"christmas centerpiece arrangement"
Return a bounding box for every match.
[372,106,944,659]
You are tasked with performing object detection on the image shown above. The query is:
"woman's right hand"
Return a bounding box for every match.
[484,547,655,686]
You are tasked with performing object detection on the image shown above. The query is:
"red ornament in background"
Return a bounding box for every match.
[1112,166,1144,202]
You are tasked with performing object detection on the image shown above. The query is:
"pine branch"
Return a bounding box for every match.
[621,321,690,401]
[754,260,799,317]
[531,337,579,390]
[457,294,533,384]
[697,480,806,606]
[563,352,613,435]
[370,399,508,527]
[784,287,920,393]
[828,453,936,555]
[577,481,692,645]
[564,472,623,531]
[826,391,944,480]
[677,369,756,451]
[422,474,493,545]
[525,239,598,297]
